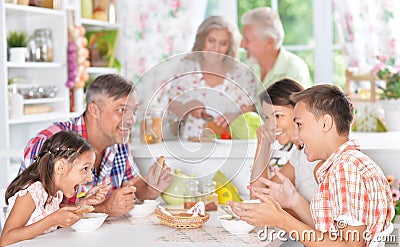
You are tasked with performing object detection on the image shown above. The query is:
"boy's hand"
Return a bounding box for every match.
[248,167,298,209]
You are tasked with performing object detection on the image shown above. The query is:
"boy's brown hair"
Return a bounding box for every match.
[290,84,354,136]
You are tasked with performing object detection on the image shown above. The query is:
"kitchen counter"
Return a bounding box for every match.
[130,139,257,195]
[131,131,400,195]
[350,131,400,178]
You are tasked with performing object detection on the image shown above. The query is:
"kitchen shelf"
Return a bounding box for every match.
[23,97,64,105]
[87,66,118,74]
[5,3,64,16]
[6,62,64,69]
[8,112,71,125]
[81,18,119,30]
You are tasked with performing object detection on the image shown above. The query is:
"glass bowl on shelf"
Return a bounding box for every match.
[8,84,58,99]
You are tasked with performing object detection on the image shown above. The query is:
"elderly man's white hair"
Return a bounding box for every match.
[241,7,284,49]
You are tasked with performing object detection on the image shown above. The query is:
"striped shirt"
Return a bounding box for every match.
[19,114,139,205]
[310,140,394,245]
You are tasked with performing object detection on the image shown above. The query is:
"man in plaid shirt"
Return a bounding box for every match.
[230,84,393,246]
[19,74,172,217]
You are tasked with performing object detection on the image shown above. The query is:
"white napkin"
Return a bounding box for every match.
[186,201,205,217]
[158,205,173,216]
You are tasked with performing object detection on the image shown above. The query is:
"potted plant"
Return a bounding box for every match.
[7,30,28,63]
[372,55,400,131]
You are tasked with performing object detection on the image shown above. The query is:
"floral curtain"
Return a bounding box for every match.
[334,0,400,71]
[116,0,208,81]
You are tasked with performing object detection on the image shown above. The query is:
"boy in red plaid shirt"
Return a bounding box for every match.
[230,84,393,246]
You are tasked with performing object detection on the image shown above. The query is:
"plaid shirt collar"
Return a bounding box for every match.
[315,140,360,184]
[73,114,88,139]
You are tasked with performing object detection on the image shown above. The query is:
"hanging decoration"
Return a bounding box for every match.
[66,11,90,89]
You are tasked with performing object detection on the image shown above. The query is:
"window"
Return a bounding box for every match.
[208,0,345,88]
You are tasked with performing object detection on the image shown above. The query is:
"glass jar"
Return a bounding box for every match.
[202,180,218,211]
[32,28,53,62]
[142,116,158,144]
[140,109,162,143]
[184,179,200,209]
[27,37,36,62]
[81,0,93,19]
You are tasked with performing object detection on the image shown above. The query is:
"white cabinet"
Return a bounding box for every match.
[0,2,71,187]
[0,1,121,187]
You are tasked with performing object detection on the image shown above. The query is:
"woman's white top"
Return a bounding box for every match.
[169,59,256,139]
[289,148,319,202]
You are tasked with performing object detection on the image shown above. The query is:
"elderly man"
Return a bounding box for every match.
[19,74,172,217]
[241,7,312,94]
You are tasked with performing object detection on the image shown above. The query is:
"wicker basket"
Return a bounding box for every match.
[155,208,210,229]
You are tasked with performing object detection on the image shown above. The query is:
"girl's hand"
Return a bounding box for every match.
[78,184,110,206]
[257,122,275,145]
[50,206,81,228]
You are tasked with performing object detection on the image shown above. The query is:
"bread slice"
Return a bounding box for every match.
[149,156,164,186]
[73,205,95,215]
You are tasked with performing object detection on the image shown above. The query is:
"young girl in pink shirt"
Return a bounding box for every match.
[0,131,105,246]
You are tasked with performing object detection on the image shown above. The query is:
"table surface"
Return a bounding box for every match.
[8,211,303,247]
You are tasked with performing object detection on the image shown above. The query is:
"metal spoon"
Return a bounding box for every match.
[219,205,240,220]
[77,191,94,199]
[135,198,144,205]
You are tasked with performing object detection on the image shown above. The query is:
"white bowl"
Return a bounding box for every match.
[128,200,160,217]
[71,213,108,232]
[218,217,256,234]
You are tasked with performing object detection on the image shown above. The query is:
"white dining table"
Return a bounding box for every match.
[8,211,303,247]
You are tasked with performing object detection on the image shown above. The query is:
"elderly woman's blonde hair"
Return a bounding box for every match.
[192,16,240,58]
[241,7,284,49]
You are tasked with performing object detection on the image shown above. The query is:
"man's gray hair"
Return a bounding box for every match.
[85,74,135,110]
[241,7,284,49]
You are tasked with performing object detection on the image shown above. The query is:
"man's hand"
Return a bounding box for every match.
[146,160,172,192]
[100,185,136,217]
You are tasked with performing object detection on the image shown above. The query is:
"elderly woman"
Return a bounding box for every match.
[168,16,257,140]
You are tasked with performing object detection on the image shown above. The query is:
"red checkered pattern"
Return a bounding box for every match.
[311,140,394,245]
